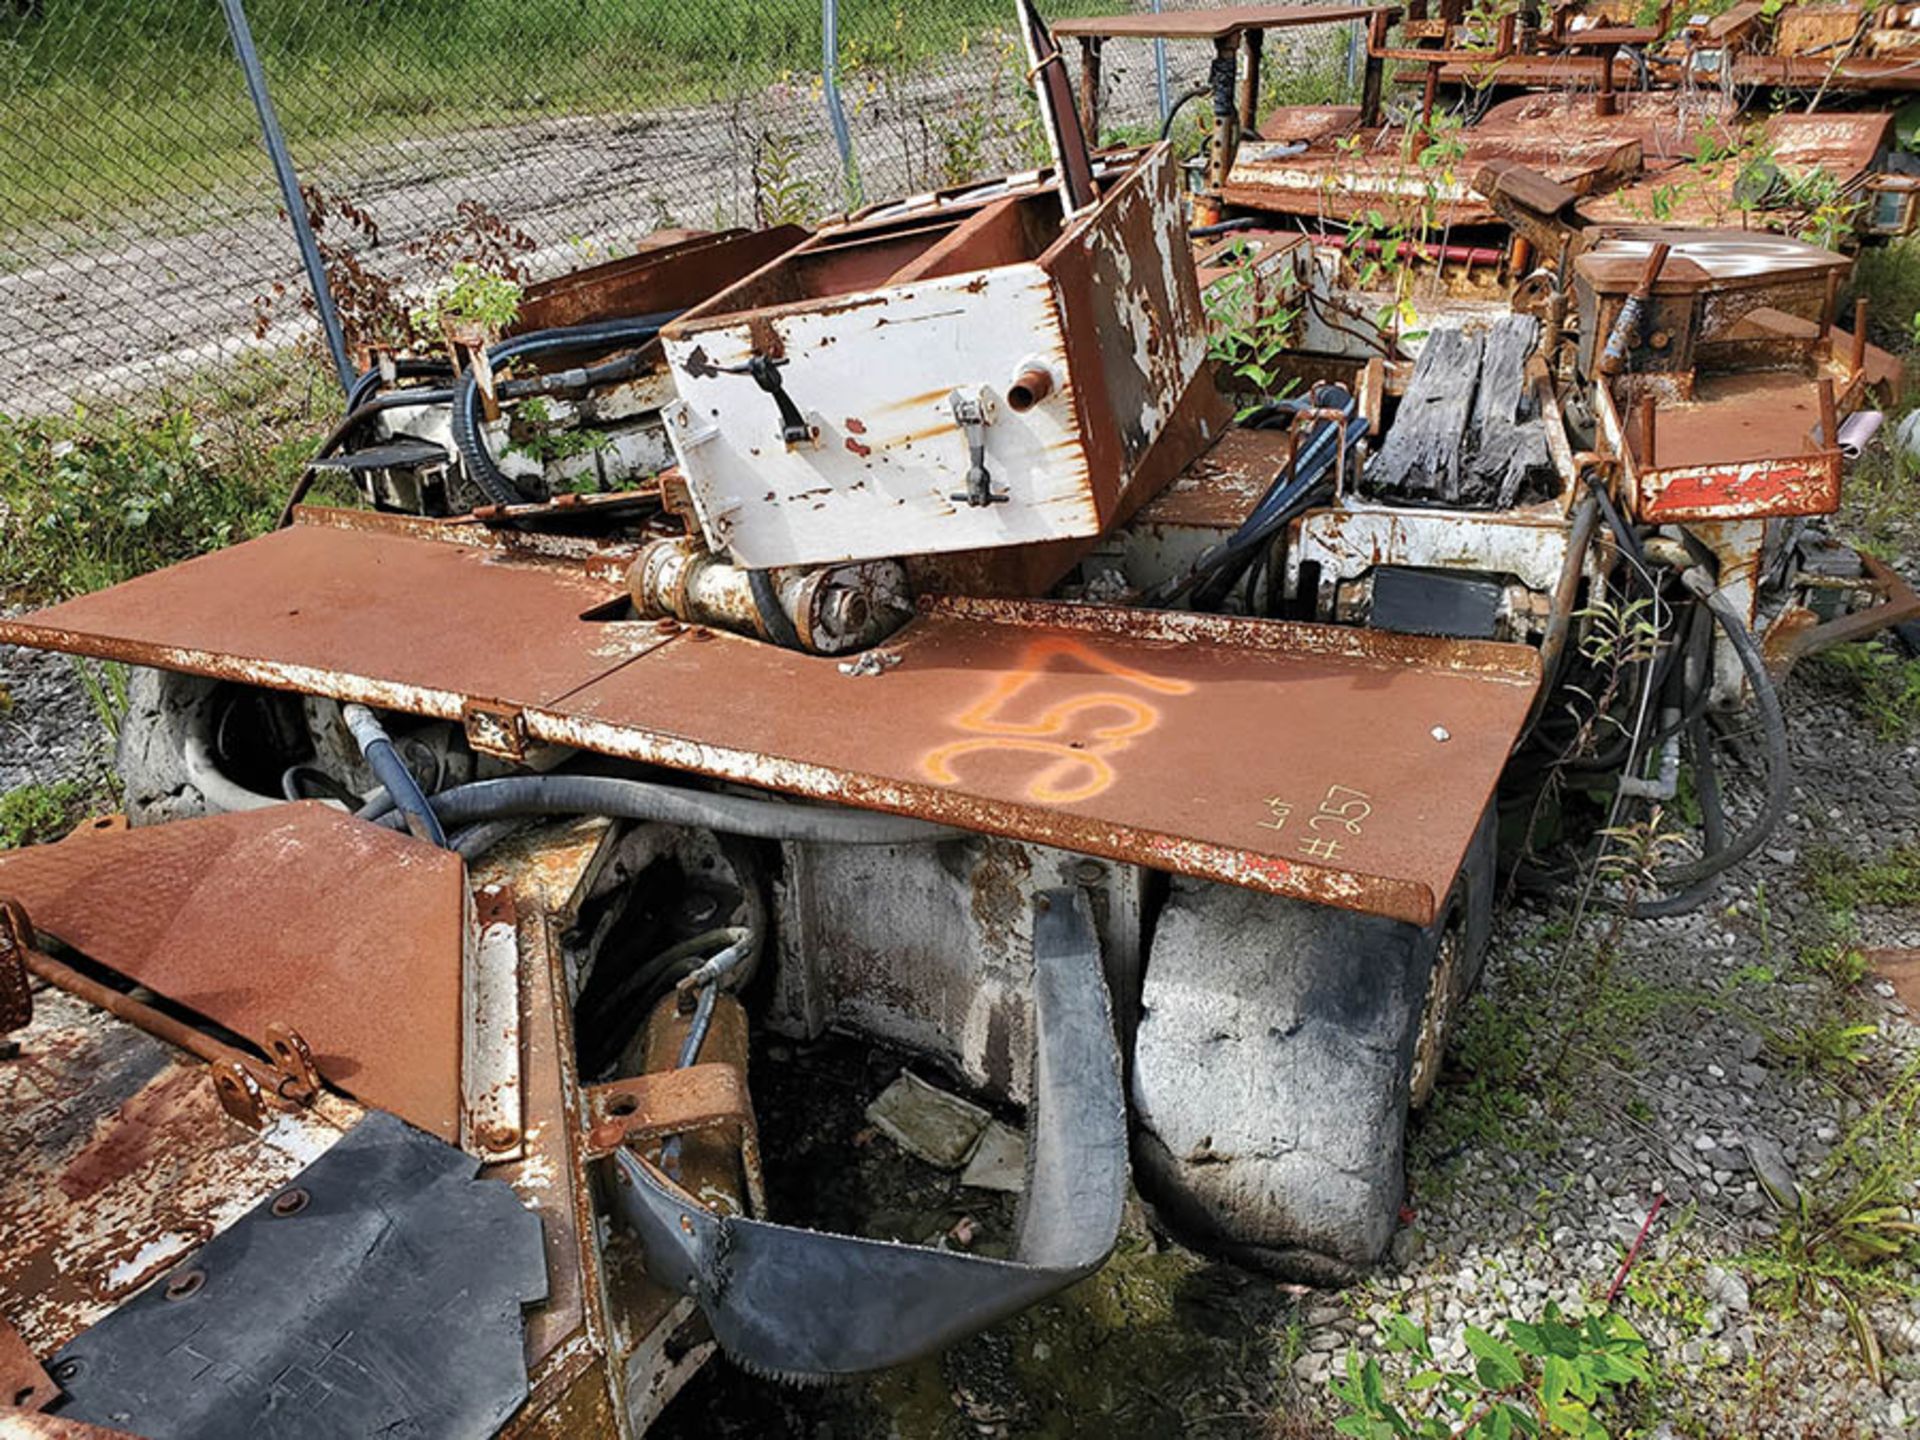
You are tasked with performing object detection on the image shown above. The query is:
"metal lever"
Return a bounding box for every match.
[723,354,812,446]
[947,387,1007,507]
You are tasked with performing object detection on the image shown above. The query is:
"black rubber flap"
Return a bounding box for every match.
[51,1109,547,1439]
[610,887,1127,1382]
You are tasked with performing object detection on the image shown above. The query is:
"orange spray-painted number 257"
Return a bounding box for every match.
[919,637,1194,804]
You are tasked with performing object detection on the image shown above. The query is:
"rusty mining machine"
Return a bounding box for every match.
[2,3,1917,1435]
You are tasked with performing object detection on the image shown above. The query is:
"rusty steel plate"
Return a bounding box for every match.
[0,520,662,722]
[1053,5,1397,40]
[0,525,1540,925]
[0,988,353,1355]
[553,597,1538,924]
[0,804,468,1139]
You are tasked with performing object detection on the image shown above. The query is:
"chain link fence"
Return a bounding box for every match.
[1,0,1365,413]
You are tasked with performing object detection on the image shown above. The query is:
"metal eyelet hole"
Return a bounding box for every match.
[164,1269,206,1302]
[271,1187,310,1218]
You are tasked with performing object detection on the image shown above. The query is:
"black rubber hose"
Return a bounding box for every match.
[344,704,448,848]
[1632,577,1791,914]
[1161,85,1211,141]
[749,569,805,650]
[452,315,679,506]
[371,774,963,846]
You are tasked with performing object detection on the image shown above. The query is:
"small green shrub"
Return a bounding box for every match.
[0,408,285,602]
[1329,1306,1652,1439]
[0,781,90,849]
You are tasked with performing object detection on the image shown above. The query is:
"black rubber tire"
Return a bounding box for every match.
[1129,808,1495,1285]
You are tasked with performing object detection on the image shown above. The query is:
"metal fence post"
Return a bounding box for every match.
[821,0,863,210]
[217,0,353,393]
[1152,0,1170,123]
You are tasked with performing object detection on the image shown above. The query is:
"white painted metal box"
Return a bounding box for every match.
[659,144,1215,569]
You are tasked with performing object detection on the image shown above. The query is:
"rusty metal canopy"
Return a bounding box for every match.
[1053,5,1397,40]
[0,515,1541,925]
[0,804,468,1139]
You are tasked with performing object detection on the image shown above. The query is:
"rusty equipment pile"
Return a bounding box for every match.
[3,2,1918,1435]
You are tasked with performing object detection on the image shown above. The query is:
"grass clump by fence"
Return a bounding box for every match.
[0,350,347,605]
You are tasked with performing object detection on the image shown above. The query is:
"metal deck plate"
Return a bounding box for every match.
[0,804,469,1140]
[0,517,1541,925]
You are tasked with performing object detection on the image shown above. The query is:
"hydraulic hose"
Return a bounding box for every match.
[451,314,679,506]
[344,703,448,848]
[1633,570,1791,915]
[371,774,962,846]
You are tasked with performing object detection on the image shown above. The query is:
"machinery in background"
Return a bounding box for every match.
[2,2,1917,1436]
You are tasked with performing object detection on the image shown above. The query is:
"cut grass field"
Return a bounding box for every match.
[0,0,1102,240]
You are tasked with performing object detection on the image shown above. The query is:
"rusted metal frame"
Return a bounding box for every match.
[474,828,623,1429]
[1361,9,1391,124]
[465,884,526,1162]
[1594,377,1843,523]
[1078,36,1103,142]
[923,594,1543,677]
[0,899,310,1126]
[293,504,643,583]
[1764,554,1920,672]
[1239,28,1265,133]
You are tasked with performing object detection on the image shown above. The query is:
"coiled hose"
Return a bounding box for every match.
[451,314,679,506]
[1633,570,1791,918]
[370,773,962,847]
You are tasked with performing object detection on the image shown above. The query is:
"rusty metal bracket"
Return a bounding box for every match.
[1764,552,1920,674]
[0,898,312,1130]
[1,1314,58,1412]
[580,1065,755,1160]
[463,699,530,761]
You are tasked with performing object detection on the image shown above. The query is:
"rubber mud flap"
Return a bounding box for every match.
[48,1111,547,1439]
[609,887,1127,1382]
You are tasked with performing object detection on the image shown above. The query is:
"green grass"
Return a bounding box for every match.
[1,0,1104,240]
[0,780,92,848]
[0,348,350,605]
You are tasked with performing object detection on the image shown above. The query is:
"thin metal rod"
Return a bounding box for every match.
[219,0,353,393]
[1152,0,1171,121]
[821,0,863,209]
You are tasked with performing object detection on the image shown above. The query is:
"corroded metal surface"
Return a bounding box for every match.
[0,525,1540,925]
[1053,5,1396,39]
[555,596,1539,925]
[0,805,469,1141]
[0,522,661,723]
[0,989,352,1355]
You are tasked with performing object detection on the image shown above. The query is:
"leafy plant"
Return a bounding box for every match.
[1329,1307,1652,1438]
[412,260,522,338]
[1202,236,1302,409]
[752,129,819,228]
[0,781,91,849]
[252,189,536,360]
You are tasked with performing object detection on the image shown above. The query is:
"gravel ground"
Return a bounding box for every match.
[0,612,112,798]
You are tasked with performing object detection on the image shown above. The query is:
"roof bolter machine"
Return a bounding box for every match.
[1,2,1916,1434]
